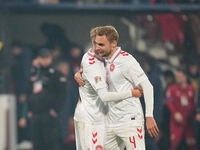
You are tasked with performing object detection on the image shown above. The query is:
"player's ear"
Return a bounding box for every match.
[112,40,117,48]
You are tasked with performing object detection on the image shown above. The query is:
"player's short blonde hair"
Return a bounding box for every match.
[90,25,119,43]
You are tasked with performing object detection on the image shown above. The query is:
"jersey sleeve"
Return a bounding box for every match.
[83,57,107,91]
[97,88,132,102]
[121,55,148,86]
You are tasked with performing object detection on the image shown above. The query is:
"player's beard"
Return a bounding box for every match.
[100,47,113,58]
[94,48,100,55]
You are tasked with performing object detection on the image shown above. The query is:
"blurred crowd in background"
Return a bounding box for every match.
[0,0,199,4]
[0,0,200,150]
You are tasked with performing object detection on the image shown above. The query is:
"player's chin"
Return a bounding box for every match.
[99,53,105,57]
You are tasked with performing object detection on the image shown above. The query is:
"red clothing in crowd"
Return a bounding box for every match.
[167,84,197,150]
[155,14,185,49]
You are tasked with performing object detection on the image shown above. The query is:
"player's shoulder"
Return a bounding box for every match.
[118,50,138,65]
[82,51,103,70]
[82,51,96,65]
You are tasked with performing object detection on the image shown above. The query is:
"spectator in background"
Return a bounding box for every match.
[27,49,66,150]
[158,70,175,150]
[56,60,76,150]
[48,44,65,67]
[40,23,71,58]
[67,45,82,125]
[11,41,33,99]
[163,70,176,93]
[10,41,33,144]
[167,69,197,150]
[186,61,200,96]
[138,14,161,43]
[154,13,185,51]
[68,44,83,80]
[151,0,185,51]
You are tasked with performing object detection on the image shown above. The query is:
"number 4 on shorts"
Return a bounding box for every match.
[129,136,136,148]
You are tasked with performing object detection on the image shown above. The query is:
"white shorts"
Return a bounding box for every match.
[104,124,145,150]
[74,120,104,150]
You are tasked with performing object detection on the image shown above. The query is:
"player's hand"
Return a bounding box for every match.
[196,113,200,122]
[74,69,85,86]
[131,87,143,97]
[174,112,183,123]
[146,117,159,138]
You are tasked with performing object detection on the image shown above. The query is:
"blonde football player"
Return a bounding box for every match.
[75,26,159,150]
[74,28,143,150]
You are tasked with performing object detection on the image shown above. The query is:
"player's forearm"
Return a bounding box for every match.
[139,79,154,117]
[97,88,132,102]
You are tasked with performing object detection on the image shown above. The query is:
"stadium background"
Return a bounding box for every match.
[0,0,200,150]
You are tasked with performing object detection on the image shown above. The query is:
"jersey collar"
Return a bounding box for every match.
[106,47,121,63]
[87,48,105,64]
[87,48,95,57]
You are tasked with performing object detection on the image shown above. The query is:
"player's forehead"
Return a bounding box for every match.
[94,35,109,44]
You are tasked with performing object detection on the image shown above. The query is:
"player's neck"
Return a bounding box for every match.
[107,47,117,59]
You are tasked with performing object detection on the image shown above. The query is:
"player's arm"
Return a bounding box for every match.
[121,56,159,138]
[139,79,159,138]
[97,87,143,102]
[84,60,143,102]
[74,69,85,86]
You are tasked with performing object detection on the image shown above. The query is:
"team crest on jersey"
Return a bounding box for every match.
[110,63,115,72]
[95,76,102,83]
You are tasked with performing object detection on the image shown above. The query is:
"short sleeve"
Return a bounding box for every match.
[121,55,148,86]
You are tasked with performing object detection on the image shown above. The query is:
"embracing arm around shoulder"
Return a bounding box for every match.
[97,88,132,102]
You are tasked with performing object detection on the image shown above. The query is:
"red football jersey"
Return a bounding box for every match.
[166,84,195,124]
